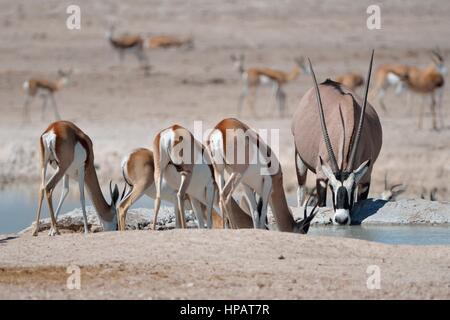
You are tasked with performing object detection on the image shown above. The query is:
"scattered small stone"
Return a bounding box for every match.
[278,254,285,260]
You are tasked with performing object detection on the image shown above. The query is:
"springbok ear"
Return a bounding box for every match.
[319,156,337,185]
[353,159,371,183]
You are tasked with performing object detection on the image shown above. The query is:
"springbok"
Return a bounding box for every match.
[22,69,72,122]
[334,73,364,91]
[106,25,150,74]
[231,54,309,117]
[206,118,317,233]
[147,35,193,49]
[118,148,224,230]
[292,51,383,225]
[153,125,217,229]
[33,121,119,236]
[371,49,446,129]
[380,173,405,201]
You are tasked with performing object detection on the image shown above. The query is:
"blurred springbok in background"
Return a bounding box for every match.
[106,24,150,74]
[231,54,310,117]
[22,69,72,122]
[147,35,194,49]
[292,50,383,225]
[371,49,446,129]
[334,73,364,91]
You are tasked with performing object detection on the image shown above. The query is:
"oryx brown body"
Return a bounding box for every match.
[292,52,382,225]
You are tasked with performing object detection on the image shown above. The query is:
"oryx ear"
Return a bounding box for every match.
[319,156,337,185]
[353,159,371,183]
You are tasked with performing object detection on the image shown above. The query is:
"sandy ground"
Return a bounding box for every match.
[0,0,449,199]
[0,230,449,299]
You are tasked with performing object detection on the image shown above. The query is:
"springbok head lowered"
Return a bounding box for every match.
[308,50,374,225]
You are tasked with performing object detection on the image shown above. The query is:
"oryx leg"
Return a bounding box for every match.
[177,172,192,229]
[295,152,308,207]
[50,94,61,120]
[357,182,371,202]
[54,174,69,220]
[316,178,328,207]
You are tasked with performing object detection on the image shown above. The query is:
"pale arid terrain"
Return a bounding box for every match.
[1,230,449,299]
[0,0,449,300]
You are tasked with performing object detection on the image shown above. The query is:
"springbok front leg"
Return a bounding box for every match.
[189,197,205,228]
[220,172,243,228]
[242,184,259,228]
[237,84,249,116]
[430,93,438,130]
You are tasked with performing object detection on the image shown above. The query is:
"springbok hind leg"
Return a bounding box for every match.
[177,172,192,229]
[45,167,67,236]
[32,163,48,236]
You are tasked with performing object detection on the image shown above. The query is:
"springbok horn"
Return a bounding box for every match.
[346,50,374,171]
[109,180,113,197]
[308,58,339,173]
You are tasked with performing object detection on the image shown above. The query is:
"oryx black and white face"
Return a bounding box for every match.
[320,157,370,225]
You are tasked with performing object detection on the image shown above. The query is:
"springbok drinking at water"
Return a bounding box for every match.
[292,51,382,225]
[33,121,119,236]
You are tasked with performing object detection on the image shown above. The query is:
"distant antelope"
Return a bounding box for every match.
[380,173,405,201]
[33,121,119,236]
[22,69,72,122]
[153,125,217,229]
[106,25,150,74]
[292,51,383,225]
[118,148,224,230]
[334,73,364,91]
[231,54,309,117]
[147,35,193,49]
[207,118,317,233]
[372,49,446,129]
